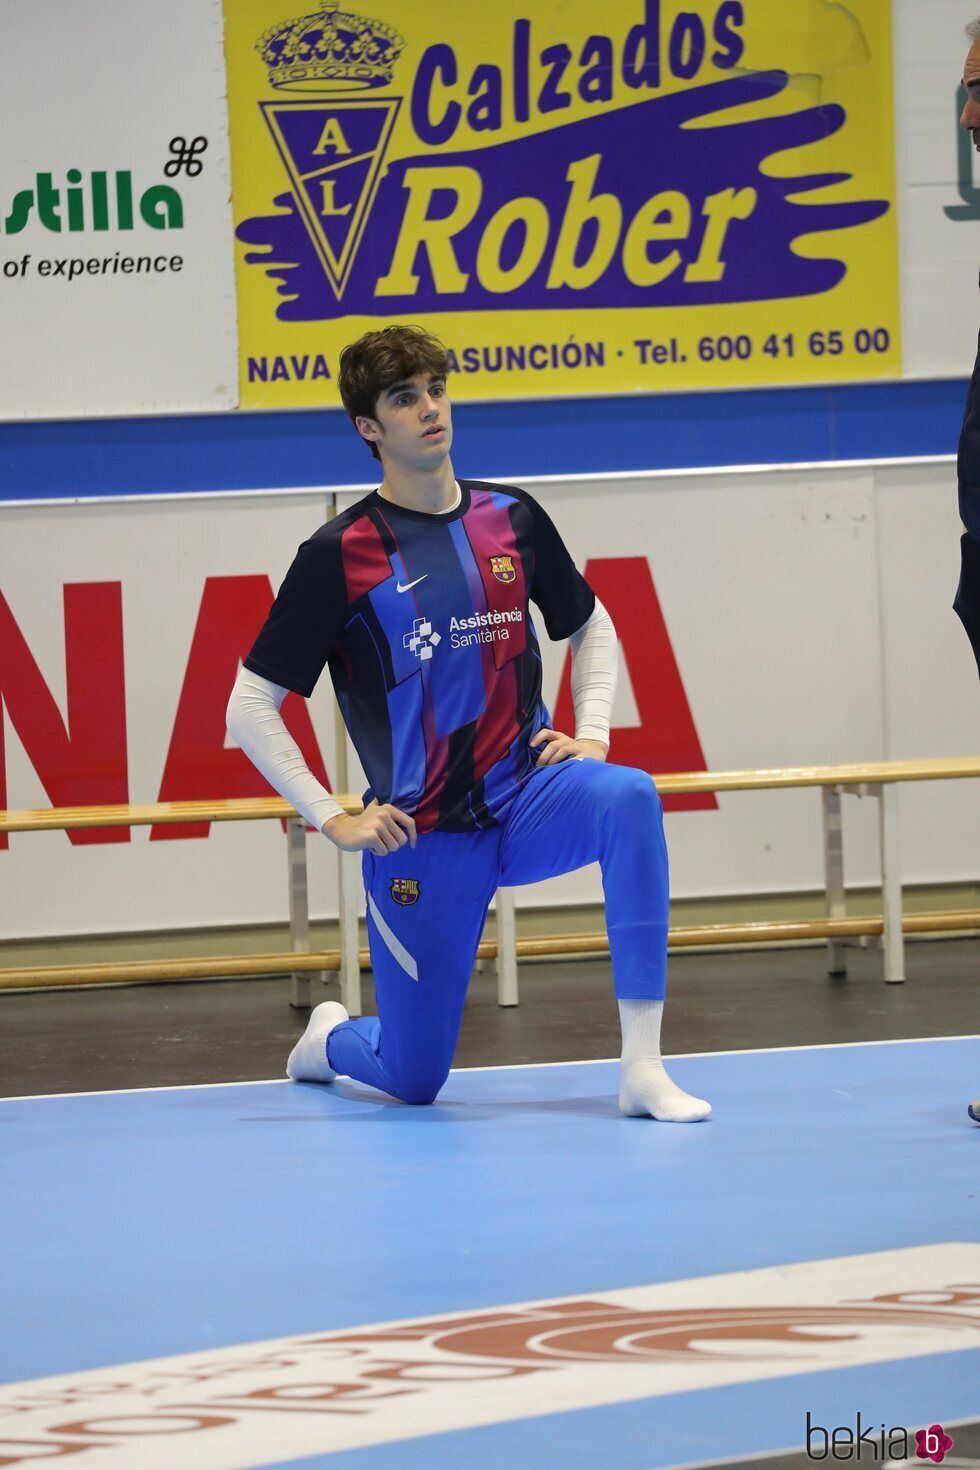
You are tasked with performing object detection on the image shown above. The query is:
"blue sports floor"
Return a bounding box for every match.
[2,1038,979,1469]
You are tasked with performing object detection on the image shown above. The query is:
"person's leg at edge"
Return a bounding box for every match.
[500,758,710,1121]
[289,831,500,1104]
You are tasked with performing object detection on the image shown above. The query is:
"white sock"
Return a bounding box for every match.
[618,998,711,1122]
[286,1001,349,1084]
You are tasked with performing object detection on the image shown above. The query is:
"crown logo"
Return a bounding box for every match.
[257,0,404,92]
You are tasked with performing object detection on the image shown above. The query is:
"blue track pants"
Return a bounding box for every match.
[326,758,669,1104]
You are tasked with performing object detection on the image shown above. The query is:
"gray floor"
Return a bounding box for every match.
[1,937,977,1098]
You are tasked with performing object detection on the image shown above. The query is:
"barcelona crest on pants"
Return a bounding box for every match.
[490,555,516,584]
[390,878,420,906]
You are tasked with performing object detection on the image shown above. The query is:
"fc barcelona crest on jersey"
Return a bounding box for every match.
[490,555,516,584]
[390,877,420,906]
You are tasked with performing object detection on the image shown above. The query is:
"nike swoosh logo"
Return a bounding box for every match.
[396,575,428,593]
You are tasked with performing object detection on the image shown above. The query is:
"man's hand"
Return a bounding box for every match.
[323,800,417,856]
[530,728,609,767]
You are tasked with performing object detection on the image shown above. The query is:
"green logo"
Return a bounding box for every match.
[945,85,980,222]
[0,171,183,236]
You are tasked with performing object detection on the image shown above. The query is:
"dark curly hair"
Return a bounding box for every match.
[338,325,452,460]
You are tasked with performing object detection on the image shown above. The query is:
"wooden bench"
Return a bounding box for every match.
[2,757,978,1008]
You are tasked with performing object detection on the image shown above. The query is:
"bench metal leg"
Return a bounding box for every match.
[495,887,519,1007]
[878,783,905,984]
[821,785,847,977]
[338,845,363,1016]
[287,818,316,1008]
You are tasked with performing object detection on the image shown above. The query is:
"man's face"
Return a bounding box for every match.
[960,40,980,151]
[356,371,453,469]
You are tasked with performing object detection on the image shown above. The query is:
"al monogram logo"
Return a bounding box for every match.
[255,1,403,299]
[390,877,420,906]
[490,554,516,584]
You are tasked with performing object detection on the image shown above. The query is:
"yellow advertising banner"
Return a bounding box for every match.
[224,0,900,408]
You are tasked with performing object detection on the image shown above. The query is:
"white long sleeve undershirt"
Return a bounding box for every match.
[568,596,618,747]
[226,669,348,832]
[225,596,618,833]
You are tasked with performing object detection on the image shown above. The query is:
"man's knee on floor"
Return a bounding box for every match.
[391,1063,451,1106]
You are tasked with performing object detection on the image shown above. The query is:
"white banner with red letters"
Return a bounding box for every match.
[0,463,975,942]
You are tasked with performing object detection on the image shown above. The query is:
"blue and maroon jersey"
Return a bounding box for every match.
[245,480,595,833]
